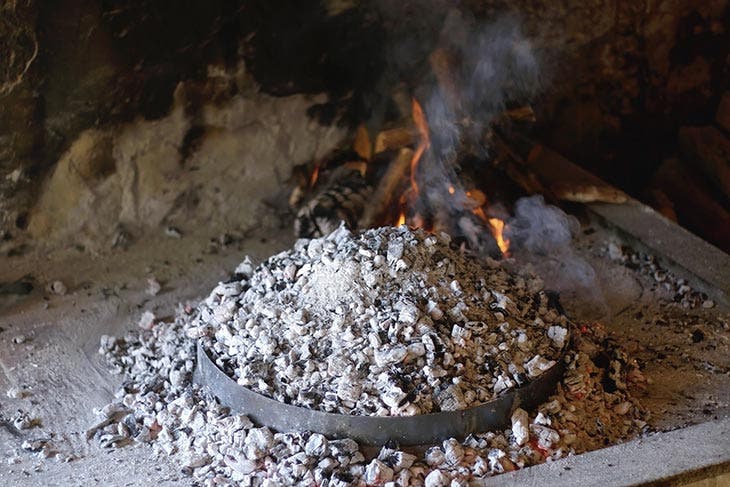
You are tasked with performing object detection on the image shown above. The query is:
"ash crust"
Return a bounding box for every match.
[193,225,567,416]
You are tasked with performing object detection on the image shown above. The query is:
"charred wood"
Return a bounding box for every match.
[294,166,372,238]
[525,145,628,204]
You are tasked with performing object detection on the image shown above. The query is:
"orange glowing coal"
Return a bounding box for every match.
[309,164,320,188]
[488,218,510,255]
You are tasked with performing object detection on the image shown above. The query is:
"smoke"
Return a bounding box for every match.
[506,195,608,319]
[427,11,542,158]
[416,11,544,256]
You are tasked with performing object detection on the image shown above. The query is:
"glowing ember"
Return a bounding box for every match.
[448,185,455,195]
[309,164,320,188]
[397,213,406,226]
[488,218,510,255]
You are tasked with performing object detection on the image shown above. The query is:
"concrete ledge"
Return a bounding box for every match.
[587,200,730,308]
[477,418,730,486]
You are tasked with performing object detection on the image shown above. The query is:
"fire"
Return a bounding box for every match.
[488,218,510,255]
[309,164,320,188]
[389,97,510,258]
[409,98,430,194]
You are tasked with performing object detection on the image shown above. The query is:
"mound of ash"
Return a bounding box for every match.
[190,225,568,416]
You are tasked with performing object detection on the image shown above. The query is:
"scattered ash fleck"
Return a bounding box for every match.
[604,241,713,309]
[91,226,647,485]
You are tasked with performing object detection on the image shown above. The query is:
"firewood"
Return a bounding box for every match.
[525,145,629,204]
[359,148,413,228]
[646,188,678,222]
[294,166,372,238]
[504,106,536,123]
[678,126,730,200]
[373,126,415,154]
[487,131,553,199]
[353,124,372,161]
[429,47,462,113]
[651,158,730,251]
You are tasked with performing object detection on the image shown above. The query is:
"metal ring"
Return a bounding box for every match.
[194,341,566,446]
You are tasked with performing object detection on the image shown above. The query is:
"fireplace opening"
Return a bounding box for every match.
[0,1,728,485]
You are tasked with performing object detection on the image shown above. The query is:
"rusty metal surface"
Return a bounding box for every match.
[194,342,566,446]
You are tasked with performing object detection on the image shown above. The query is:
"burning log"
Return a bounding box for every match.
[359,148,413,228]
[525,145,629,204]
[373,126,415,154]
[488,131,553,199]
[353,124,372,161]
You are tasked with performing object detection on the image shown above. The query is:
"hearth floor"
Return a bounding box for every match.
[0,219,727,486]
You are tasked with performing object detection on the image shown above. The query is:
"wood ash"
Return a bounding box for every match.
[89,225,649,485]
[94,296,646,485]
[604,241,715,310]
[192,224,567,416]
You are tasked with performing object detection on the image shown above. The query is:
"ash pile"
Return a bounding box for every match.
[194,225,566,416]
[92,225,648,486]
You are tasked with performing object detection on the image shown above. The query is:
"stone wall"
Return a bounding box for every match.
[0,0,727,249]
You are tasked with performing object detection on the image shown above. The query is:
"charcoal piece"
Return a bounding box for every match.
[294,167,372,238]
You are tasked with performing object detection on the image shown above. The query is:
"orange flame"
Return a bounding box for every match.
[309,164,320,188]
[397,212,406,226]
[488,218,510,255]
[410,98,430,194]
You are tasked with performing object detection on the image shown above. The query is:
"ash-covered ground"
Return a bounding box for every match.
[0,214,727,486]
[93,225,646,486]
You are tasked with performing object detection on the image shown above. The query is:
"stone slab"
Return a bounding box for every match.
[478,418,730,486]
[588,199,730,308]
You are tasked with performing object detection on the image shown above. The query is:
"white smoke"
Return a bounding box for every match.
[506,195,608,319]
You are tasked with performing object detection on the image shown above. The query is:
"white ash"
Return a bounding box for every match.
[11,410,39,430]
[146,277,162,296]
[93,292,646,486]
[605,241,713,309]
[137,310,157,330]
[196,225,566,416]
[6,386,30,399]
[46,280,67,296]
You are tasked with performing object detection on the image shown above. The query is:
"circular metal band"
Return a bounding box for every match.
[194,341,566,445]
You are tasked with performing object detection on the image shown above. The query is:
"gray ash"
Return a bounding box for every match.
[91,226,647,485]
[193,225,567,416]
[605,242,715,310]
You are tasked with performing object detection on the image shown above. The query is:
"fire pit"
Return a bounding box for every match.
[191,225,569,444]
[1,2,728,486]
